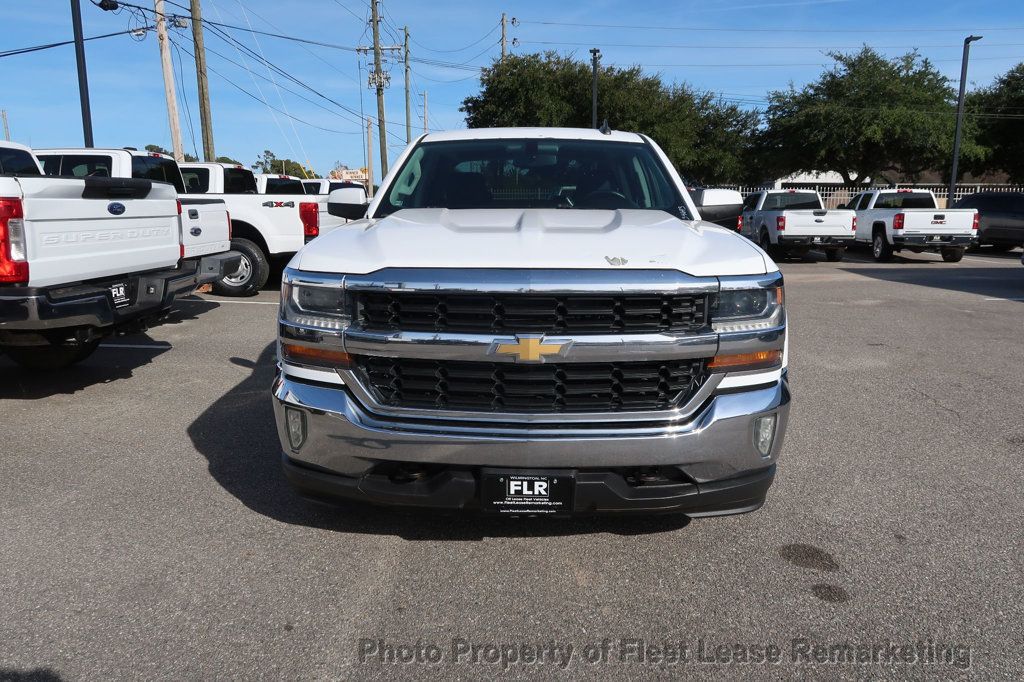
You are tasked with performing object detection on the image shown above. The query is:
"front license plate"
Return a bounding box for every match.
[109,281,131,308]
[481,469,575,515]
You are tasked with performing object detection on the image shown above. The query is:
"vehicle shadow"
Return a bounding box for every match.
[840,266,1024,301]
[188,343,692,540]
[0,298,223,399]
[0,669,64,682]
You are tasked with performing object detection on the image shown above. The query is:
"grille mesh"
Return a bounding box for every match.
[354,356,707,413]
[356,292,708,335]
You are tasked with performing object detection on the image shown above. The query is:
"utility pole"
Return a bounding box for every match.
[154,0,184,160]
[422,91,428,134]
[404,26,411,143]
[190,0,215,160]
[501,13,507,60]
[1,111,9,142]
[370,0,388,176]
[70,0,94,147]
[949,35,982,206]
[366,116,375,199]
[589,48,601,129]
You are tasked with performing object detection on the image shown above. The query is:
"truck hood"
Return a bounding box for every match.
[294,208,772,277]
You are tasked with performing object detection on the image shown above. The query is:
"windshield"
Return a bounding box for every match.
[762,192,821,210]
[376,138,684,217]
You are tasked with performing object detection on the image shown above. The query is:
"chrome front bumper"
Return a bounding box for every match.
[272,371,789,511]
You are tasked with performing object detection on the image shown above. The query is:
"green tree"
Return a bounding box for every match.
[251,150,319,178]
[215,155,243,165]
[144,144,198,163]
[758,47,982,185]
[460,53,759,185]
[968,62,1024,182]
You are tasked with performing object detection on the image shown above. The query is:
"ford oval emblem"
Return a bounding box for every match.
[107,202,126,216]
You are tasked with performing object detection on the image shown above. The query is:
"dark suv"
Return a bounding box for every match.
[953,192,1024,250]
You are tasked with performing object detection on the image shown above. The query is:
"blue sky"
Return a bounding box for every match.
[2,0,1022,183]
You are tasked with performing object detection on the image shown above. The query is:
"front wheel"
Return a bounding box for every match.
[2,339,100,370]
[213,238,269,297]
[825,248,845,262]
[872,233,893,262]
[941,247,965,263]
[758,230,777,259]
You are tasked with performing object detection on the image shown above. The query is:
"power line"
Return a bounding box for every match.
[0,26,153,59]
[520,40,1024,50]
[410,23,500,54]
[171,38,364,134]
[518,19,1024,34]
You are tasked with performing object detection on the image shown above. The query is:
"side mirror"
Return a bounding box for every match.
[327,186,368,219]
[691,188,743,228]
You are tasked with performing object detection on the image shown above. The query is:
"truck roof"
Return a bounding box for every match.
[37,147,175,160]
[180,161,250,171]
[420,127,646,144]
[0,140,35,153]
[256,173,302,180]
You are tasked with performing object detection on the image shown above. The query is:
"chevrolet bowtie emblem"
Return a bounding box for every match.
[493,336,571,363]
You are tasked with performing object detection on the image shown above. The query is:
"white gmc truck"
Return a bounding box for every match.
[273,128,790,518]
[178,163,345,295]
[739,189,856,261]
[1,142,239,369]
[849,189,978,262]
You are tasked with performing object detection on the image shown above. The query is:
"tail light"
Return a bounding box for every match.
[971,212,979,231]
[893,213,905,230]
[179,243,185,260]
[176,199,182,215]
[0,198,29,284]
[736,215,744,232]
[852,216,857,232]
[776,216,786,232]
[299,202,319,239]
[226,211,232,240]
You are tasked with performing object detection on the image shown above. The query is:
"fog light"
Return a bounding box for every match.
[285,407,307,450]
[754,414,777,457]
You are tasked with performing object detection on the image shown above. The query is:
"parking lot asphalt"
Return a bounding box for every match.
[1,247,1022,680]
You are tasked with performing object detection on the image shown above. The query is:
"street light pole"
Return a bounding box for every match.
[69,0,94,147]
[590,48,601,129]
[949,35,982,206]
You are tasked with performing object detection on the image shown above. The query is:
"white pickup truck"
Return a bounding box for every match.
[739,189,856,261]
[273,127,790,518]
[178,162,345,295]
[849,189,978,262]
[1,142,239,369]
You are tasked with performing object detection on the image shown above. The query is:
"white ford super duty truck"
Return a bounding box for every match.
[273,128,790,517]
[739,189,856,262]
[1,142,239,369]
[849,188,977,262]
[177,162,345,296]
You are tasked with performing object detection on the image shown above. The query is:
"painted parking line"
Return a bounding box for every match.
[983,297,1024,302]
[180,296,279,306]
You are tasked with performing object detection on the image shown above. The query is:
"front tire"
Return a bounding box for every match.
[872,232,893,262]
[758,230,778,259]
[213,238,269,297]
[941,247,965,263]
[2,339,100,370]
[825,248,845,262]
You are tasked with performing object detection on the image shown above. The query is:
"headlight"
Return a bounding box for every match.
[280,274,351,331]
[711,283,784,333]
